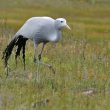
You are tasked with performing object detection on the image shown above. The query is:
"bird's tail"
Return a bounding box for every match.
[2,35,28,69]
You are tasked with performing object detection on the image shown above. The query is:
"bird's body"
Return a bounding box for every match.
[2,16,70,69]
[16,17,61,43]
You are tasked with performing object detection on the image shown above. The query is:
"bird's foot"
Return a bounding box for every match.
[33,55,42,63]
[33,58,37,63]
[38,54,41,61]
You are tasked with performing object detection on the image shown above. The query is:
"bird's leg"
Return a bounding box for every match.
[38,43,55,74]
[33,43,55,74]
[38,43,45,61]
[33,43,38,63]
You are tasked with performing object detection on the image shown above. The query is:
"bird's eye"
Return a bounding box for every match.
[61,21,63,23]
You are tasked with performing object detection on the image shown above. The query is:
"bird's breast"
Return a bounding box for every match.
[48,31,61,43]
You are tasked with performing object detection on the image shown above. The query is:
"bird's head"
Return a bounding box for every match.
[55,18,71,30]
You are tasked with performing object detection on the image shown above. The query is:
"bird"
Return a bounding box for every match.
[2,16,70,71]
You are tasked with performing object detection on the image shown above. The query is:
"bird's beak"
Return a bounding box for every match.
[66,24,71,30]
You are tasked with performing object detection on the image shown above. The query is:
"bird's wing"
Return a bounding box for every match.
[15,17,55,40]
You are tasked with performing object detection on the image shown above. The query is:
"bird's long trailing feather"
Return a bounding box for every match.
[2,35,28,68]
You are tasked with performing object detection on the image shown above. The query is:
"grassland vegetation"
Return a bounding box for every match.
[0,0,110,110]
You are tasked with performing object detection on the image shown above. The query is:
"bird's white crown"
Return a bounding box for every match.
[55,18,70,30]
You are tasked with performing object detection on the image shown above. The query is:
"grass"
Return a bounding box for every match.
[0,0,110,110]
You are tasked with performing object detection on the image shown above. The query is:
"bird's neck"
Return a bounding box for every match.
[54,21,62,31]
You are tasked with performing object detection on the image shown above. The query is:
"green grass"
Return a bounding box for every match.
[0,0,110,110]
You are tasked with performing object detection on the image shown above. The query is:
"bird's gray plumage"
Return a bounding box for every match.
[2,16,70,69]
[16,17,62,43]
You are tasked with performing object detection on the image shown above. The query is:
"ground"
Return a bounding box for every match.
[0,0,110,110]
